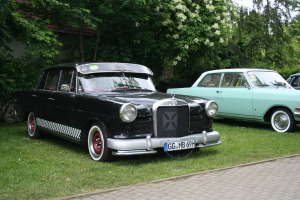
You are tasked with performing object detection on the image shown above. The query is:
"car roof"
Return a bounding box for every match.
[203,68,275,74]
[51,62,153,75]
[290,73,300,77]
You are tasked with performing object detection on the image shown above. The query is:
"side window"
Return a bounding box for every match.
[291,77,300,87]
[44,70,60,90]
[221,73,248,87]
[58,70,74,92]
[198,73,221,87]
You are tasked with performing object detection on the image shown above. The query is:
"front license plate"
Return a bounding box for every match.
[164,140,195,152]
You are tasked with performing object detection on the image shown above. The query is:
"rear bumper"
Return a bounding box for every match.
[107,131,221,156]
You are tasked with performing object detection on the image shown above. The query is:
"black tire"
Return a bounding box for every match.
[270,108,295,133]
[27,112,42,138]
[87,122,113,162]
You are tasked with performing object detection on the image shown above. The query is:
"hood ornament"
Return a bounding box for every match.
[171,90,176,99]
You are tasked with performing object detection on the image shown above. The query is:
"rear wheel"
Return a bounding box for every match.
[87,122,112,162]
[27,112,42,138]
[270,108,295,133]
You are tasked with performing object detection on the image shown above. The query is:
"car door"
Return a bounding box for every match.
[47,69,76,127]
[35,69,60,121]
[190,72,223,101]
[216,72,254,118]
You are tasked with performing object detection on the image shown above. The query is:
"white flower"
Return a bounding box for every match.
[172,0,182,3]
[162,19,172,26]
[219,38,224,43]
[176,13,187,22]
[184,44,189,49]
[206,5,215,12]
[205,39,210,45]
[215,16,221,20]
[190,12,197,18]
[212,23,219,29]
[173,34,179,39]
[209,42,214,47]
[175,4,184,10]
[215,30,221,35]
[173,61,178,66]
[193,38,199,43]
[176,56,182,61]
[204,0,208,3]
[177,24,183,30]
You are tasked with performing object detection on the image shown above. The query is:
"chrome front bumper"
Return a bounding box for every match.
[107,131,221,156]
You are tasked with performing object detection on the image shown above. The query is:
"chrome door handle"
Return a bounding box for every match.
[216,90,222,93]
[32,94,37,97]
[48,98,55,101]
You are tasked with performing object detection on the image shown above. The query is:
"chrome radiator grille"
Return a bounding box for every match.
[153,99,189,138]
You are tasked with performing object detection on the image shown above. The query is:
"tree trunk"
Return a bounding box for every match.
[79,28,84,62]
[93,29,100,62]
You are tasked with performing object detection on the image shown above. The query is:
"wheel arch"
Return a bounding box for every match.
[263,106,294,122]
[80,118,107,146]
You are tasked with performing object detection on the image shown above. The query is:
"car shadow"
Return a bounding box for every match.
[214,117,300,133]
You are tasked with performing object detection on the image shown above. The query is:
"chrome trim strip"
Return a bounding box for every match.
[294,112,300,116]
[112,150,157,156]
[152,98,190,137]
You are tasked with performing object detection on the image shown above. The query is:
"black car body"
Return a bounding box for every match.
[287,73,300,90]
[15,63,221,161]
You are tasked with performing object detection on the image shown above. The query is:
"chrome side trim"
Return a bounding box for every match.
[152,98,190,137]
[294,112,300,116]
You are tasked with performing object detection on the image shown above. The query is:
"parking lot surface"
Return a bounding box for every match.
[55,154,300,200]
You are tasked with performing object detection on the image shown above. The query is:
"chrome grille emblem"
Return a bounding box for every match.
[163,112,177,130]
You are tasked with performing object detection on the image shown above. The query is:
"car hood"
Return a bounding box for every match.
[84,91,207,110]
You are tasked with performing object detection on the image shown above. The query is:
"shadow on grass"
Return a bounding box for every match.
[114,148,220,165]
[214,118,270,130]
[214,117,300,133]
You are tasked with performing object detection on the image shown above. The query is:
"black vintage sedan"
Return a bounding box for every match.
[15,63,221,161]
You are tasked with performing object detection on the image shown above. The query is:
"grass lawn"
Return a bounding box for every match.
[1,119,300,199]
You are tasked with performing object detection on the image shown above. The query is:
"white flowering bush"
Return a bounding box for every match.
[157,0,235,67]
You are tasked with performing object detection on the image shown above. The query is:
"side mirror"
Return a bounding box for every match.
[60,84,70,92]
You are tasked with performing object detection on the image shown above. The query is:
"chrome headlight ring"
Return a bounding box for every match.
[205,101,218,117]
[119,103,137,122]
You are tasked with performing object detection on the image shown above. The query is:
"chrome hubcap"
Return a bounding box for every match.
[274,112,289,130]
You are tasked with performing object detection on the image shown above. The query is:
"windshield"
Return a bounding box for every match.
[247,71,290,88]
[78,72,156,92]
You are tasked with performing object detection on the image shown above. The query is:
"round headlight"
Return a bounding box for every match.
[120,103,137,122]
[205,101,218,117]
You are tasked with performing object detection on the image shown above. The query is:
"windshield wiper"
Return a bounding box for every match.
[258,83,270,87]
[110,87,153,92]
[272,81,286,87]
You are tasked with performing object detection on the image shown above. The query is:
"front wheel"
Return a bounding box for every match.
[27,112,42,138]
[87,122,112,162]
[270,108,295,133]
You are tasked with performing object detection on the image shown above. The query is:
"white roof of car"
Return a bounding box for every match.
[204,68,275,74]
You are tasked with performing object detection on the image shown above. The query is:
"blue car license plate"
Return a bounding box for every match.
[164,140,195,152]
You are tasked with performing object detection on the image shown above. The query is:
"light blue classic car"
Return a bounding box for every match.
[167,68,300,133]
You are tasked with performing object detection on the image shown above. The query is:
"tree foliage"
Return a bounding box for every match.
[1,0,300,105]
